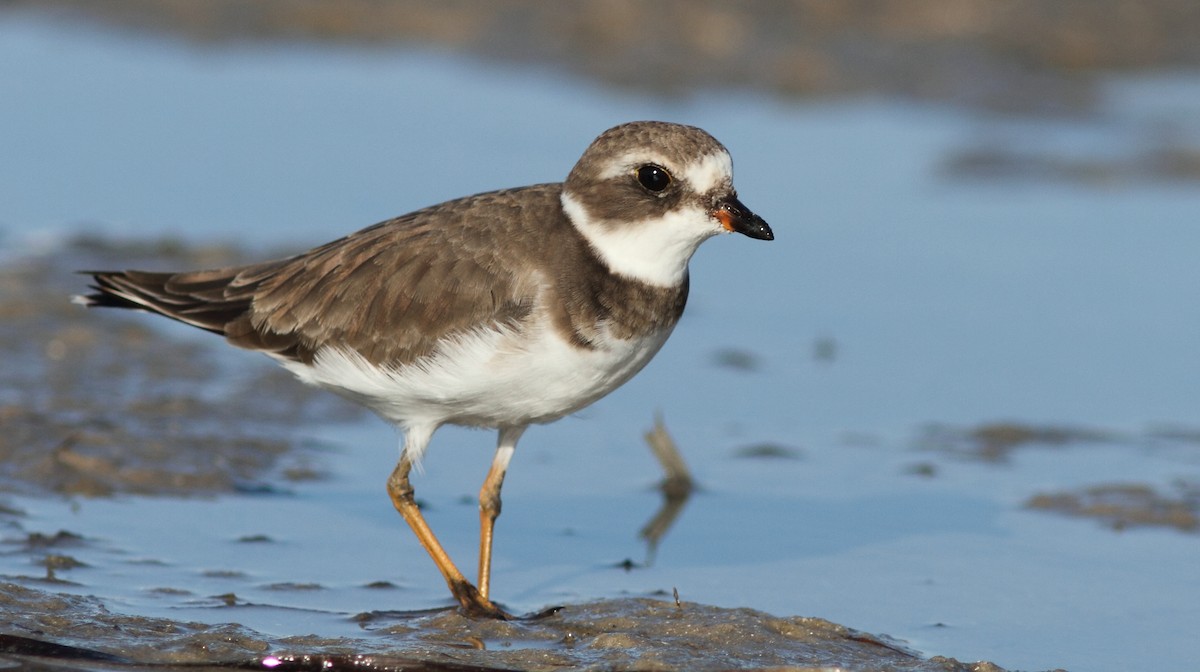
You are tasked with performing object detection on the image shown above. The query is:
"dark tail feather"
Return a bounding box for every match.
[76,268,252,336]
[76,261,311,362]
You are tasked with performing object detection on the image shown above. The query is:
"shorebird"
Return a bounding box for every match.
[78,121,773,617]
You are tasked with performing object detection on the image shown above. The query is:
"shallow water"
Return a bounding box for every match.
[2,14,1199,672]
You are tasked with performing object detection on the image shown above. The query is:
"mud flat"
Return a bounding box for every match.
[0,581,1005,672]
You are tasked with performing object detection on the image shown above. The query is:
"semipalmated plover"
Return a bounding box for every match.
[78,121,773,618]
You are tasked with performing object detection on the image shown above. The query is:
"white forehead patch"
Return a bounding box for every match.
[682,150,733,195]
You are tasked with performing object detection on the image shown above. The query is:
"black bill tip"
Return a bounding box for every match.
[715,195,773,241]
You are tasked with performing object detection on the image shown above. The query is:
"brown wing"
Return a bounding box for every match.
[81,185,562,367]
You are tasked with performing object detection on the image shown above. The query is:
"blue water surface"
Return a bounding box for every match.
[2,14,1199,672]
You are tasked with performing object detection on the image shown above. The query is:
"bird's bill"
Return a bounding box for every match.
[714,195,773,241]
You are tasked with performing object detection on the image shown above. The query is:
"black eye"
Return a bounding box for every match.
[636,164,672,192]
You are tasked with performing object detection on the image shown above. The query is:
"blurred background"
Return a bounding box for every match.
[10,0,1200,111]
[1,3,1198,672]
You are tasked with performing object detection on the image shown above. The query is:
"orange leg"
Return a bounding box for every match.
[386,451,507,619]
[477,426,524,600]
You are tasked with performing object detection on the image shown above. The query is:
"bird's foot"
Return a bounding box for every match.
[449,579,510,620]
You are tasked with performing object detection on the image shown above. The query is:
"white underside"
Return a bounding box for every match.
[279,313,675,461]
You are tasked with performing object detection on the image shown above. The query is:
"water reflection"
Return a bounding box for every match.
[637,416,694,567]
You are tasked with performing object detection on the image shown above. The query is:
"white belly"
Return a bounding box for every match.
[281,316,675,430]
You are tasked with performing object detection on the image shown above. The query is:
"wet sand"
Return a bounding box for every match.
[0,579,1001,672]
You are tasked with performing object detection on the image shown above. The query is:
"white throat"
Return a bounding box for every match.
[561,191,719,287]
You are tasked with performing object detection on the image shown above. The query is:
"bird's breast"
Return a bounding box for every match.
[282,314,677,429]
